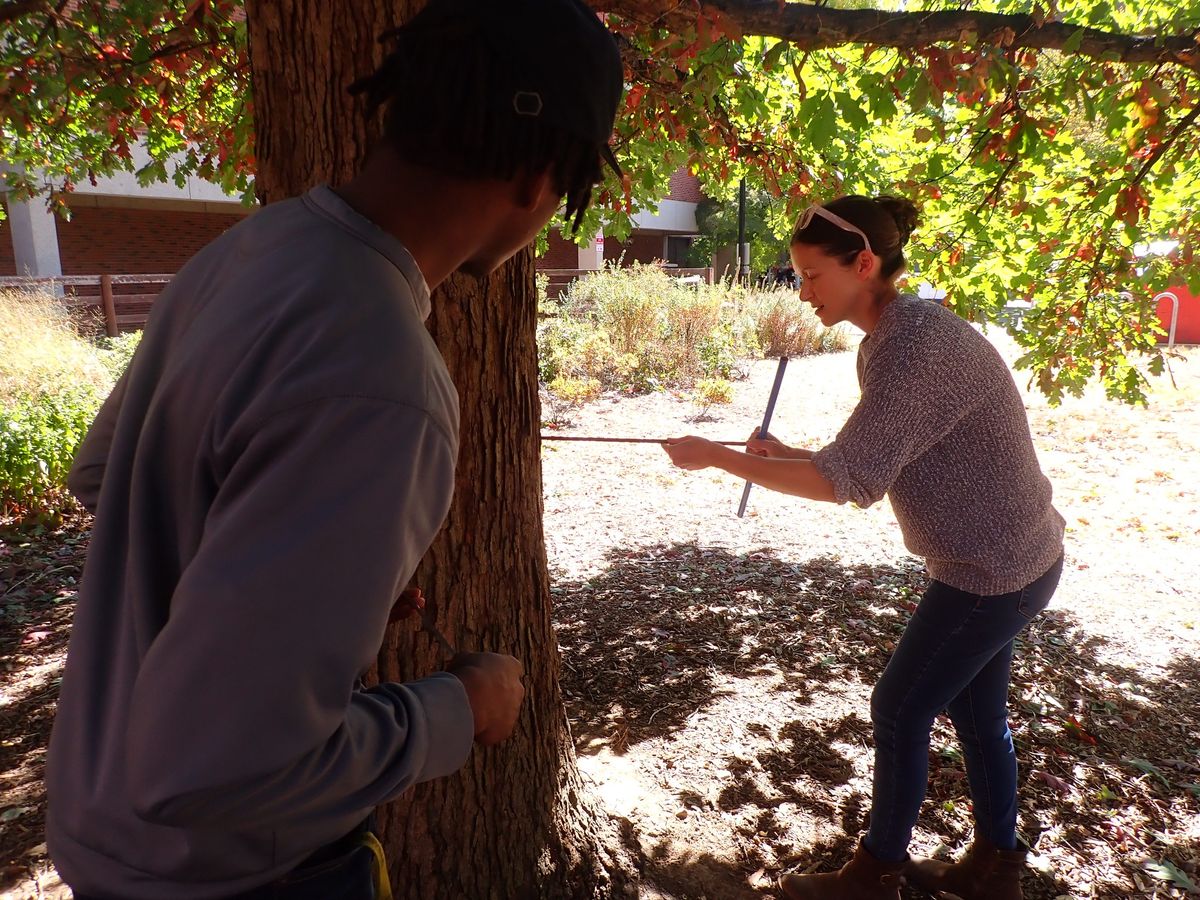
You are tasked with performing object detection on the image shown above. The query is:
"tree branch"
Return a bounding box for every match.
[596,0,1200,72]
[1129,101,1200,190]
[0,0,45,25]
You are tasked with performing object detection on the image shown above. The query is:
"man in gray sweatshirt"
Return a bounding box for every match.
[46,2,624,897]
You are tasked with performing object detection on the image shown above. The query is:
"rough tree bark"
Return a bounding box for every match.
[245,2,635,897]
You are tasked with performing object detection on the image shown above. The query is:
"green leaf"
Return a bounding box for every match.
[805,92,838,147]
[1125,758,1172,788]
[1142,860,1200,894]
[860,76,898,121]
[762,40,787,71]
[909,72,931,113]
[835,92,870,131]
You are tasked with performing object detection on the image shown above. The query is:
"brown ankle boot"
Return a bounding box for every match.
[904,833,1029,900]
[779,841,904,899]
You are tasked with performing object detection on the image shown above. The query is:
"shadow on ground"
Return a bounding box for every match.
[553,544,922,751]
[0,515,87,891]
[554,542,1200,899]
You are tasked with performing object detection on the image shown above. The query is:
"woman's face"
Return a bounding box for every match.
[790,242,878,330]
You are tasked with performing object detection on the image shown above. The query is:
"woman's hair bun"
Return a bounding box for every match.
[875,195,919,247]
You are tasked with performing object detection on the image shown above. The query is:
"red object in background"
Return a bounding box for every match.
[1155,285,1200,344]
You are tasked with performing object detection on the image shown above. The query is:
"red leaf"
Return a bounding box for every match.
[1064,716,1099,745]
[1034,769,1072,794]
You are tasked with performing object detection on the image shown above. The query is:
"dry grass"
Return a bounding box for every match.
[0,290,110,403]
[0,291,132,515]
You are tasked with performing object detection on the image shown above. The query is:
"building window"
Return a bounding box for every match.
[666,235,695,266]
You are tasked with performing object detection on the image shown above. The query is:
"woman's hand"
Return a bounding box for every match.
[746,427,790,459]
[661,436,719,471]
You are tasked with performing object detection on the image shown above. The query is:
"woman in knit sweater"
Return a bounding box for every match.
[662,195,1065,900]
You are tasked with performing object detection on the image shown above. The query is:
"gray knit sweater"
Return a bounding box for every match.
[812,294,1064,595]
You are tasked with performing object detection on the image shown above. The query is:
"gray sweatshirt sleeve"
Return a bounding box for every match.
[125,396,474,828]
[812,338,982,508]
[67,370,129,513]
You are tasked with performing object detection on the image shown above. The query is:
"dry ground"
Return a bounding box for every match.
[545,333,1200,899]
[2,332,1198,899]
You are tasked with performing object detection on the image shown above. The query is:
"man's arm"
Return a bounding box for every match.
[67,370,129,513]
[125,397,480,829]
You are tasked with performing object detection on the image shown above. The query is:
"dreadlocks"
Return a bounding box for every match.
[349,21,605,234]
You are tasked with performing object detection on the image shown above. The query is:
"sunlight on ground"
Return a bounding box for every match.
[548,338,1200,899]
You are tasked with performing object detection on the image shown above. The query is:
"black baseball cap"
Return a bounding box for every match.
[395,0,624,177]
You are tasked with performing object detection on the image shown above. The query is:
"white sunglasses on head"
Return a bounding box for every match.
[797,205,873,255]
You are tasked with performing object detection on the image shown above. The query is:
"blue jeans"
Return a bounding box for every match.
[864,555,1063,862]
[74,826,378,900]
[254,842,377,900]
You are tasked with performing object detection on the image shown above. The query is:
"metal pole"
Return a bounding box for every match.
[1153,291,1180,349]
[737,177,749,285]
[737,356,789,518]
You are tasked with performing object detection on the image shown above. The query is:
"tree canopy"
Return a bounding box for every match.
[3,0,1198,402]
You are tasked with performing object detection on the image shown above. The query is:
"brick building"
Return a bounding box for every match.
[1,145,250,278]
[541,168,703,270]
[1,147,703,279]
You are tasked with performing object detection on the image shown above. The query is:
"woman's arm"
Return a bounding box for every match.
[662,437,836,503]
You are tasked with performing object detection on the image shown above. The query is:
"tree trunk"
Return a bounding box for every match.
[244,2,634,897]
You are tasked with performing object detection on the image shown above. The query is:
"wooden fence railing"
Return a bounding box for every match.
[0,274,172,337]
[3,264,720,335]
[541,265,714,301]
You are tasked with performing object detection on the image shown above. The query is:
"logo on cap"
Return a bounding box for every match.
[513,91,544,117]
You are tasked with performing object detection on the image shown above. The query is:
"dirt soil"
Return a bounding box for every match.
[545,333,1200,900]
[2,332,1198,899]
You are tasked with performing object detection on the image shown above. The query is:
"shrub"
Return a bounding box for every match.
[98,331,143,377]
[742,289,850,358]
[536,271,567,323]
[0,385,104,514]
[534,268,849,405]
[537,318,635,385]
[820,324,853,353]
[692,377,734,412]
[543,375,603,427]
[661,289,722,379]
[0,290,135,516]
[697,321,743,382]
[568,264,668,356]
[548,375,603,406]
[0,290,111,399]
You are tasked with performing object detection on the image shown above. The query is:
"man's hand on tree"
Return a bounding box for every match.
[389,587,426,624]
[447,652,526,746]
